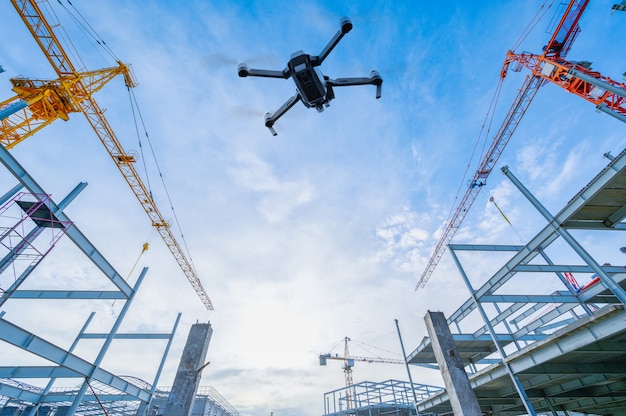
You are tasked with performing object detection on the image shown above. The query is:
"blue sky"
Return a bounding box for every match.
[1,1,625,415]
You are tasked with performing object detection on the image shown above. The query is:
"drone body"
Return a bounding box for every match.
[238,17,382,136]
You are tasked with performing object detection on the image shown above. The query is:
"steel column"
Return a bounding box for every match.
[502,165,626,306]
[449,247,538,415]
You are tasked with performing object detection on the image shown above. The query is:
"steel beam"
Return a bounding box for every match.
[502,165,626,306]
[0,143,133,297]
[0,318,151,402]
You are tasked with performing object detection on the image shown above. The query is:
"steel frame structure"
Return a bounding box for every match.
[150,386,239,416]
[323,379,443,416]
[409,147,626,414]
[0,137,181,414]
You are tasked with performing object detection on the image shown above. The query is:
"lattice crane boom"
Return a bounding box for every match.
[319,354,405,365]
[6,0,213,309]
[319,337,405,410]
[416,0,591,290]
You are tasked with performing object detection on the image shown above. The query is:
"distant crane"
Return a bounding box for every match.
[0,0,213,309]
[319,337,404,409]
[416,0,626,290]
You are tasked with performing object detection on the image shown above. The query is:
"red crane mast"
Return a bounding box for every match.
[416,0,593,290]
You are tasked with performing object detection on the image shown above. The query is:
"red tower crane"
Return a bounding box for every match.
[416,0,626,290]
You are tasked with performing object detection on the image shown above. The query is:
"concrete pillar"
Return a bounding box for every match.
[164,322,213,416]
[424,311,482,416]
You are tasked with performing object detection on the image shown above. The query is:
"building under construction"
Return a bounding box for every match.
[320,149,626,415]
[322,0,626,414]
[1,0,626,415]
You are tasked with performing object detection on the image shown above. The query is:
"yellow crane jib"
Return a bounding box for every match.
[5,0,213,310]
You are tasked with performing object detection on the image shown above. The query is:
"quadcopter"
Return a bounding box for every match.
[238,17,383,136]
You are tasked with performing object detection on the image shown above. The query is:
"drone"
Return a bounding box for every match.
[237,17,383,136]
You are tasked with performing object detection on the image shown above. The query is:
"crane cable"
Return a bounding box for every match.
[55,0,121,64]
[510,1,555,52]
[53,0,199,276]
[441,1,553,242]
[442,77,504,232]
[127,242,150,280]
[489,196,567,296]
[85,377,110,416]
[488,196,525,244]
[325,337,401,360]
[126,87,200,277]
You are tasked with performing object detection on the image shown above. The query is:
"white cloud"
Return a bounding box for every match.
[1,1,625,416]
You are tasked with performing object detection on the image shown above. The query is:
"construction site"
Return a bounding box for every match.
[1,0,626,415]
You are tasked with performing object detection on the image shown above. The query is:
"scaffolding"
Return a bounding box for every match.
[0,382,239,416]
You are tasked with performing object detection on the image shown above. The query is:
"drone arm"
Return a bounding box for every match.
[238,63,290,79]
[326,70,383,98]
[312,17,353,66]
[265,93,301,136]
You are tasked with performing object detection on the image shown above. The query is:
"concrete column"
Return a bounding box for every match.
[164,322,213,416]
[424,311,482,416]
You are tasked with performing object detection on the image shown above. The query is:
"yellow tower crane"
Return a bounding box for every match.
[0,0,213,309]
[319,337,405,409]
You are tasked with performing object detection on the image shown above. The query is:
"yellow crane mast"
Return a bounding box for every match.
[319,337,405,409]
[1,0,213,309]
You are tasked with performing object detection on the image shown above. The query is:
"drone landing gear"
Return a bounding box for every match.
[265,94,301,136]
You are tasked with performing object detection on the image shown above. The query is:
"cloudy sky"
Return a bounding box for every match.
[1,0,625,415]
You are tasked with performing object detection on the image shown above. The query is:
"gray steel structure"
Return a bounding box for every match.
[0,383,239,416]
[0,117,181,413]
[151,386,238,416]
[323,379,443,416]
[408,148,626,415]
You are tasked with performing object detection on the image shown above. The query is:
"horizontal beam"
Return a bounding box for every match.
[0,318,151,402]
[10,290,127,300]
[449,244,526,251]
[480,294,581,303]
[80,333,171,340]
[0,366,80,378]
[513,264,625,273]
[0,381,41,403]
[521,362,626,375]
[0,144,133,297]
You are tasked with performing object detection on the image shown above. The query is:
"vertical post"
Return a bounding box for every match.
[502,165,626,306]
[164,321,213,416]
[394,319,418,405]
[66,267,150,415]
[449,247,538,415]
[137,312,182,416]
[424,311,482,416]
[25,313,96,416]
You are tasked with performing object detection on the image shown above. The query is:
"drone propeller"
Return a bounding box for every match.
[204,52,282,70]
